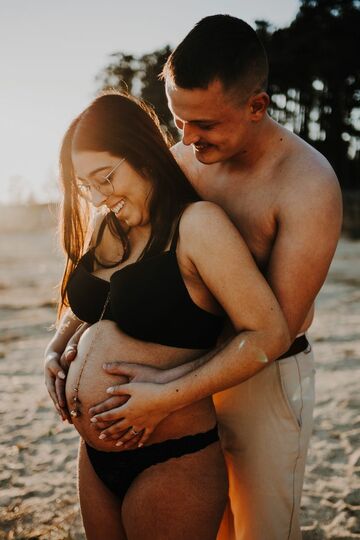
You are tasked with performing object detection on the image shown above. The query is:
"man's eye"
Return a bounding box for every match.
[199,124,215,131]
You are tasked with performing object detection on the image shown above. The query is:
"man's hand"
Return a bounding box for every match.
[89,362,173,449]
[89,362,168,424]
[90,380,171,449]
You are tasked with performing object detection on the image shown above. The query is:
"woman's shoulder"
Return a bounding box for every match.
[182,200,227,223]
[180,201,232,236]
[178,201,246,257]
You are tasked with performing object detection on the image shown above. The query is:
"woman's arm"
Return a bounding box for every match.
[93,202,290,446]
[45,210,106,420]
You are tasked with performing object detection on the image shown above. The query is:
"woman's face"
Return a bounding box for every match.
[72,150,153,228]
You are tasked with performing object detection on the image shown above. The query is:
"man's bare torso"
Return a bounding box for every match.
[172,120,340,336]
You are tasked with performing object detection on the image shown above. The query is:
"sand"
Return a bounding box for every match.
[0,226,359,539]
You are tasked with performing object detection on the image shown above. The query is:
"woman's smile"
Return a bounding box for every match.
[109,199,126,216]
[72,150,153,227]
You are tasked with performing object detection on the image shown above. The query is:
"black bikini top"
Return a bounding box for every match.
[66,214,224,349]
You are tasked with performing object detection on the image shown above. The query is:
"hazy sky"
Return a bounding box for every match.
[0,0,300,204]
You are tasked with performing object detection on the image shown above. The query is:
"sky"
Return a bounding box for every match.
[0,0,300,204]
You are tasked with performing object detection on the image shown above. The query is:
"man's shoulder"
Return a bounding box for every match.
[273,133,342,226]
[279,130,340,197]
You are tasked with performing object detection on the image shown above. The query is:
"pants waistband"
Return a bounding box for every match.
[277,334,309,360]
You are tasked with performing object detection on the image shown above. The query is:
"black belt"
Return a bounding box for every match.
[277,334,309,360]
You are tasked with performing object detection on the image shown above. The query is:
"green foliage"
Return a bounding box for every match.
[96,46,177,140]
[262,0,360,187]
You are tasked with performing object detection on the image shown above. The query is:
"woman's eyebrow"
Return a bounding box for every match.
[77,166,109,182]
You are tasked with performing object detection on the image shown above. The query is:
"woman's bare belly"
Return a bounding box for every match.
[65,320,217,452]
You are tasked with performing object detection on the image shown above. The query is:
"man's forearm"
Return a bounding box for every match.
[159,343,228,383]
[161,328,289,413]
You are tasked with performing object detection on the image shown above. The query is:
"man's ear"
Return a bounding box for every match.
[249,92,269,121]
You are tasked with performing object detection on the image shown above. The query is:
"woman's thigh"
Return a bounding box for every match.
[78,439,127,540]
[122,441,228,540]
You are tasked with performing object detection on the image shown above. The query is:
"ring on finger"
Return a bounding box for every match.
[130,428,140,436]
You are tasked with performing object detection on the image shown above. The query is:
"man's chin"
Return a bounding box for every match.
[193,145,219,164]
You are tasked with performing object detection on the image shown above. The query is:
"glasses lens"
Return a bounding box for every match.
[99,178,114,197]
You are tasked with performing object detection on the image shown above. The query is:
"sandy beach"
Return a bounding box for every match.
[0,222,359,539]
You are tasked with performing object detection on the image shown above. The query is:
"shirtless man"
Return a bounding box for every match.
[45,15,342,540]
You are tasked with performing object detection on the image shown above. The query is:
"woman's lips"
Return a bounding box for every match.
[110,200,125,215]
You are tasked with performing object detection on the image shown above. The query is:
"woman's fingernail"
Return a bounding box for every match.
[106,387,114,393]
[99,434,106,440]
[58,372,66,380]
[138,443,143,448]
[115,441,123,447]
[90,417,97,423]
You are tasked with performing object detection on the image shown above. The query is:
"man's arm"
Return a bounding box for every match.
[134,167,342,414]
[93,164,342,447]
[266,165,342,340]
[92,202,291,445]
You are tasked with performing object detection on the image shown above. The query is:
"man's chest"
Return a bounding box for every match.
[194,173,277,268]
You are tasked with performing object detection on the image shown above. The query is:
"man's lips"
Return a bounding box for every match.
[193,142,213,151]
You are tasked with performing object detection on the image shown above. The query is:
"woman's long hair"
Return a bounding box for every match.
[58,91,200,318]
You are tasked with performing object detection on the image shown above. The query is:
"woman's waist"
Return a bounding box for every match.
[66,320,216,451]
[71,393,216,452]
[78,319,207,369]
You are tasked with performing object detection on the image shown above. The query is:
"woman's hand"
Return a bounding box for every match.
[44,351,69,421]
[90,378,173,449]
[44,323,89,422]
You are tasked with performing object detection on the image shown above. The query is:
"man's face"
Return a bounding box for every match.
[166,78,252,164]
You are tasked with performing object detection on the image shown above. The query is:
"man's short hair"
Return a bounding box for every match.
[162,14,268,100]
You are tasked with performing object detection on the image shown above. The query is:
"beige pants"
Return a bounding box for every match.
[214,342,315,540]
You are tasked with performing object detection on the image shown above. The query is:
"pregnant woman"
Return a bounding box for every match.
[44,91,290,540]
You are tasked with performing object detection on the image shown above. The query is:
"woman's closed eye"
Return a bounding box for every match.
[77,177,109,191]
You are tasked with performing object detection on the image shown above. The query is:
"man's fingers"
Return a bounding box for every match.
[92,420,115,430]
[103,362,133,378]
[106,383,132,396]
[95,423,131,441]
[88,395,128,418]
[97,419,129,439]
[90,405,126,424]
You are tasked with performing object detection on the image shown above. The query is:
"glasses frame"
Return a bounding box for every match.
[76,157,126,200]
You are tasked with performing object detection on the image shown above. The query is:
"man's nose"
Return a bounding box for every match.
[182,123,200,146]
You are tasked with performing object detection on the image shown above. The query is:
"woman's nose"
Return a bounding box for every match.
[90,187,108,207]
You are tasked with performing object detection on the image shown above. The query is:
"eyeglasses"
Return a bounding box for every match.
[75,157,126,200]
